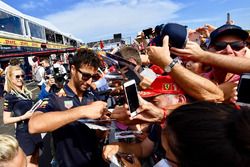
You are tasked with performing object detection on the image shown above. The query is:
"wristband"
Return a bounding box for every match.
[160,108,168,127]
[20,116,22,121]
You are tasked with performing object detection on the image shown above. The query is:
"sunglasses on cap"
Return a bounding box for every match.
[213,41,245,51]
[77,69,100,82]
[15,75,25,79]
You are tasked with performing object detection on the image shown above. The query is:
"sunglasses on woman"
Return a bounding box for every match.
[213,41,246,51]
[77,69,100,82]
[15,75,25,79]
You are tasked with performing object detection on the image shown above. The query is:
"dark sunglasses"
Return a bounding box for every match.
[77,69,100,82]
[15,75,25,79]
[213,41,245,51]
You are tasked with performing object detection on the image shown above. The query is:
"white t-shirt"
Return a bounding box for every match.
[53,63,67,75]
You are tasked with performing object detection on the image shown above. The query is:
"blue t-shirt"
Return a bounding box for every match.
[37,84,106,167]
[38,83,50,100]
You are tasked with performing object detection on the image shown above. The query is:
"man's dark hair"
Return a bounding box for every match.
[163,101,250,167]
[9,58,20,66]
[32,57,38,63]
[71,48,101,69]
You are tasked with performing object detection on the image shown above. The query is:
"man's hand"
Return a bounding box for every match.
[133,102,164,123]
[219,81,238,103]
[22,110,33,120]
[147,36,172,68]
[110,105,132,124]
[196,24,216,38]
[170,40,206,62]
[83,101,107,119]
[139,76,152,89]
[111,96,165,124]
[102,143,121,162]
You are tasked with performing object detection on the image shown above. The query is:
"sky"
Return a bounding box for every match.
[2,0,250,43]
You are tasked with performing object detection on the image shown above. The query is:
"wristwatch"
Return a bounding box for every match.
[164,58,179,73]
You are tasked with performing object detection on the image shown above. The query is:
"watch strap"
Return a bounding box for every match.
[164,58,179,72]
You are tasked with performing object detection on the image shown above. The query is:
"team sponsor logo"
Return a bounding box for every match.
[64,100,73,109]
[3,100,8,111]
[40,100,48,108]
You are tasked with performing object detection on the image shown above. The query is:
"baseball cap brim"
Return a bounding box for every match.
[139,90,162,98]
[210,24,249,45]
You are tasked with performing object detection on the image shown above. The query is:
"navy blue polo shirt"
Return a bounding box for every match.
[38,84,105,167]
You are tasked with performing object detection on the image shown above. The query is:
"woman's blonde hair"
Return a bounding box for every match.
[0,134,19,163]
[5,65,31,96]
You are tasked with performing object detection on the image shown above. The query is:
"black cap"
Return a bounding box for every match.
[154,24,164,36]
[161,23,188,48]
[148,23,188,48]
[210,24,249,45]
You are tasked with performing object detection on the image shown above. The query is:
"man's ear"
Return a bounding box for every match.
[70,65,77,77]
[71,65,76,72]
[178,94,187,104]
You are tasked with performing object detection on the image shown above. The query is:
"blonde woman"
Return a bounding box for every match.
[0,134,26,167]
[3,65,42,167]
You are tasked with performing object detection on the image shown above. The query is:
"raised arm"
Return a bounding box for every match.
[3,111,33,124]
[3,98,33,124]
[171,41,250,74]
[147,36,224,102]
[28,101,107,133]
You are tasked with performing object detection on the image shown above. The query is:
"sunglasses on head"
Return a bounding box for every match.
[213,41,245,51]
[77,69,100,82]
[15,75,25,79]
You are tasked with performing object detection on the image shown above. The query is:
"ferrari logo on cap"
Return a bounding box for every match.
[164,83,170,90]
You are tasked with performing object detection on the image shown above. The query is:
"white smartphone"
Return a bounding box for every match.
[123,80,139,117]
[236,73,250,107]
[30,99,43,113]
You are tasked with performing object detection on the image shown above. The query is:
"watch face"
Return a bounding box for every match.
[164,65,171,73]
[164,59,178,73]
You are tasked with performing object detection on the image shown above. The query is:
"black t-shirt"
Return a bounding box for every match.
[147,124,166,164]
[148,124,161,143]
[45,66,52,75]
[37,84,106,167]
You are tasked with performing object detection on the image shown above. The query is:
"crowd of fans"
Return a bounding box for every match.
[1,19,250,167]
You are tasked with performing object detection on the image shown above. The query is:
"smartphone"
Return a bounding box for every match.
[123,80,139,117]
[236,73,250,107]
[30,99,43,113]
